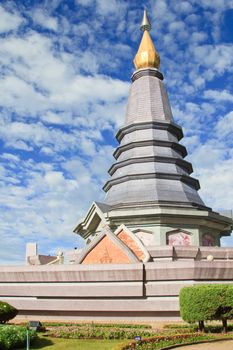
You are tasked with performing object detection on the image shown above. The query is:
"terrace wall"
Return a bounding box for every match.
[1,246,233,321]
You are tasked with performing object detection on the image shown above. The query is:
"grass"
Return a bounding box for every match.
[17,335,128,350]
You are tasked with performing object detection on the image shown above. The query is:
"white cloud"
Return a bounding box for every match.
[41,111,70,125]
[175,1,193,14]
[76,0,93,6]
[10,140,33,151]
[0,5,23,33]
[185,14,201,24]
[0,75,47,115]
[191,32,208,43]
[191,143,225,169]
[0,157,99,259]
[197,158,233,210]
[188,139,233,211]
[182,135,200,152]
[0,234,26,265]
[89,145,114,182]
[44,171,68,187]
[32,9,58,31]
[43,0,63,12]
[172,100,215,138]
[194,45,233,75]
[53,75,129,106]
[96,0,126,15]
[191,0,233,10]
[216,111,233,136]
[1,153,20,162]
[204,90,233,103]
[169,21,185,32]
[193,76,205,88]
[151,0,173,22]
[62,159,91,184]
[0,31,129,118]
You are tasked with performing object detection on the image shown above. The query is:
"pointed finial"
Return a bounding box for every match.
[140,9,151,32]
[134,10,160,69]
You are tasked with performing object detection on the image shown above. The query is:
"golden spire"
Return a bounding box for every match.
[134,10,160,70]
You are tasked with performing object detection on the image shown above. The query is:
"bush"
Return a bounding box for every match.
[180,284,233,332]
[0,301,18,324]
[0,325,37,350]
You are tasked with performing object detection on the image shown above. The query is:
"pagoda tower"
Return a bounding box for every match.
[74,11,232,247]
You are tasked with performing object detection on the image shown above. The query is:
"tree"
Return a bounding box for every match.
[179,284,233,332]
[0,301,18,324]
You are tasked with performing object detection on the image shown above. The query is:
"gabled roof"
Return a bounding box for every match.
[114,224,150,263]
[76,226,140,264]
[73,201,111,239]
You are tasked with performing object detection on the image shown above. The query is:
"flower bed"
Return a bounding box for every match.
[121,333,218,349]
[44,322,152,329]
[46,324,155,340]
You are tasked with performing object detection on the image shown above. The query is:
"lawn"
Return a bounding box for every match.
[18,336,128,350]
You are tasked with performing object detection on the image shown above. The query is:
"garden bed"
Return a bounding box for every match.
[5,321,233,349]
[45,322,155,340]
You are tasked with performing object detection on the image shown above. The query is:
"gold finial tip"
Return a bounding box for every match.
[134,10,160,70]
[140,9,151,32]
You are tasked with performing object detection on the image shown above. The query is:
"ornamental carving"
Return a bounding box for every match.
[167,231,191,246]
[202,234,215,246]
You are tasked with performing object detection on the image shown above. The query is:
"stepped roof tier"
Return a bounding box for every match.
[74,11,232,247]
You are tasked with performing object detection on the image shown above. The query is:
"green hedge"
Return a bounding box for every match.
[0,301,18,324]
[0,325,37,350]
[180,284,233,331]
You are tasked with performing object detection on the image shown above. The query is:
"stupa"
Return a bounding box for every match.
[1,10,233,322]
[74,10,232,248]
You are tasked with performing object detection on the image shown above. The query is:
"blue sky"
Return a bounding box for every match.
[0,0,233,264]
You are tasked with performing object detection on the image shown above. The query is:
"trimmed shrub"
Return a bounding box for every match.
[180,284,233,332]
[0,301,18,324]
[0,325,37,350]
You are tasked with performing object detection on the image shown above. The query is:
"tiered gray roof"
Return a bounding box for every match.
[103,68,207,209]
